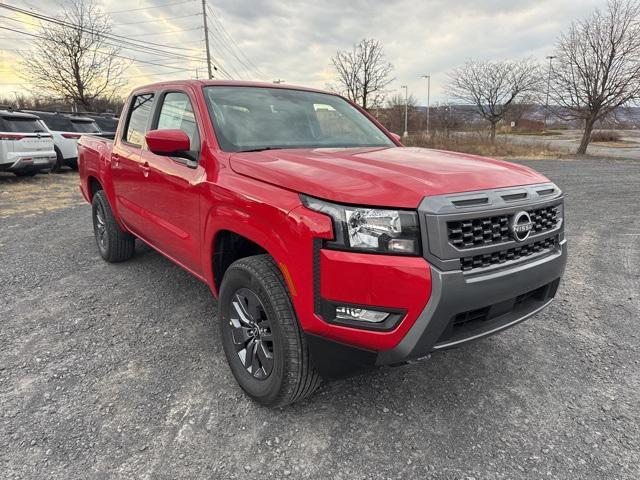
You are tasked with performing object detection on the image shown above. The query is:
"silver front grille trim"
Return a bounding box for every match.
[418,183,565,273]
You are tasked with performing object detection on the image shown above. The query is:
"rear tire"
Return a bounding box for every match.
[92,190,135,262]
[219,255,322,407]
[51,148,64,173]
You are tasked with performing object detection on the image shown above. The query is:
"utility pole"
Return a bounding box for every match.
[544,55,556,130]
[421,75,431,136]
[201,0,213,79]
[401,85,408,137]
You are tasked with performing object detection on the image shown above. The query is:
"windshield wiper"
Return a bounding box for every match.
[237,146,285,153]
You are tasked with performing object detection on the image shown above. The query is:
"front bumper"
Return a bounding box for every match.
[307,241,566,377]
[305,183,567,378]
[377,239,566,363]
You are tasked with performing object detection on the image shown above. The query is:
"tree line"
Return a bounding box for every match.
[330,0,640,154]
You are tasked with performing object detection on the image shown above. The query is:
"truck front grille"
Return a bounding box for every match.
[460,236,557,271]
[447,205,559,249]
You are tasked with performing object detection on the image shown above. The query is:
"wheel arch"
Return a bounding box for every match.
[205,207,297,299]
[87,175,103,200]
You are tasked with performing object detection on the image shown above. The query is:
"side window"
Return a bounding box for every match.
[156,92,199,152]
[124,93,154,146]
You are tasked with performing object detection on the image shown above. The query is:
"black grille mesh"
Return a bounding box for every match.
[460,236,557,271]
[448,205,559,249]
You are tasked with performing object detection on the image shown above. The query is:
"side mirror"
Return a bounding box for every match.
[145,129,191,156]
[390,132,402,144]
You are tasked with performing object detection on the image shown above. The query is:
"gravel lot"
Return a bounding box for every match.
[1,158,639,480]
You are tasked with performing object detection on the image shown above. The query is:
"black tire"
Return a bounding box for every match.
[13,170,37,177]
[91,190,135,262]
[51,147,64,173]
[68,158,78,170]
[219,255,322,407]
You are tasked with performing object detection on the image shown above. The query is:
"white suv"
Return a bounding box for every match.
[0,110,56,177]
[25,111,102,172]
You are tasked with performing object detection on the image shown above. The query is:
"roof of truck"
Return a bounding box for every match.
[132,80,331,96]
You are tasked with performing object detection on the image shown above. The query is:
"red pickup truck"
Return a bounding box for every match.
[78,80,567,406]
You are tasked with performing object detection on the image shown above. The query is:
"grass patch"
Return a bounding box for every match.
[590,130,622,142]
[403,132,564,159]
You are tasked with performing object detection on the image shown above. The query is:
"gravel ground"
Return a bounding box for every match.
[1,159,639,480]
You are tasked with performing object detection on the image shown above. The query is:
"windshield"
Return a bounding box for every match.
[204,86,394,152]
[72,120,101,133]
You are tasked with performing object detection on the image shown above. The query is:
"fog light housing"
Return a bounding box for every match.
[320,300,405,331]
[335,306,390,323]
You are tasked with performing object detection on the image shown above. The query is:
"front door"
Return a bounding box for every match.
[135,90,204,275]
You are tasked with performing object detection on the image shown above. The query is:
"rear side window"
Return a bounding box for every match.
[72,120,101,133]
[0,117,47,133]
[94,117,118,131]
[124,94,154,146]
[156,92,199,151]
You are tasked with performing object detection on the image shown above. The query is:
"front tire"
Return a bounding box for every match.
[92,190,135,262]
[219,255,321,407]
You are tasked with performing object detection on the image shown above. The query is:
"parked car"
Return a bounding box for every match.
[78,80,567,407]
[25,111,102,172]
[83,114,119,139]
[0,109,56,176]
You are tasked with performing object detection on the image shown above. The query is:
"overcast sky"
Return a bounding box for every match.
[0,0,607,104]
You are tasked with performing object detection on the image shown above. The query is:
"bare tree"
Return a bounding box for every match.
[20,0,128,110]
[377,93,418,134]
[446,58,541,143]
[431,103,463,138]
[548,0,640,154]
[330,39,394,110]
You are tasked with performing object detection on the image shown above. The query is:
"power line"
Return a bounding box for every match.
[0,25,198,71]
[0,14,205,65]
[0,3,241,84]
[116,13,201,26]
[0,6,206,61]
[106,0,195,14]
[127,26,202,37]
[206,4,268,80]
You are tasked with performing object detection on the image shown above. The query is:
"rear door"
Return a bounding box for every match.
[111,92,155,234]
[134,90,204,274]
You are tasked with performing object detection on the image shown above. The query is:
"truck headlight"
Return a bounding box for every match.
[301,195,421,255]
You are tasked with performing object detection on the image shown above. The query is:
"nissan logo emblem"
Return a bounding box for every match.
[510,211,534,242]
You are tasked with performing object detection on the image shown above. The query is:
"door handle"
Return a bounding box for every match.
[112,153,121,167]
[140,161,150,178]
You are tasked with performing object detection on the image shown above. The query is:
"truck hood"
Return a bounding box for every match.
[230,146,549,208]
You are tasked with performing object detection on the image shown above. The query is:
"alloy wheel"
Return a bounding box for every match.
[95,203,108,250]
[227,288,274,380]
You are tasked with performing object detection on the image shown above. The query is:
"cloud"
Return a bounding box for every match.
[1,0,608,103]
